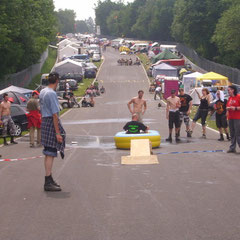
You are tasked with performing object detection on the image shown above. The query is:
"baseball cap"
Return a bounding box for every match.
[32,90,39,95]
[171,89,176,94]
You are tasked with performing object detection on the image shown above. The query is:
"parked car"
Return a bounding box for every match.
[58,79,78,91]
[70,54,90,63]
[60,73,83,83]
[92,53,101,62]
[81,62,98,72]
[0,104,28,137]
[84,69,96,78]
[0,92,29,107]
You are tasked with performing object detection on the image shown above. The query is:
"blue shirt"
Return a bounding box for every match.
[39,87,60,117]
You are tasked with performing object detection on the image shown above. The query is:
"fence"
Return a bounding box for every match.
[176,43,240,85]
[0,48,49,89]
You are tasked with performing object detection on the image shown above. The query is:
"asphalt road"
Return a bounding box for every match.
[0,47,240,240]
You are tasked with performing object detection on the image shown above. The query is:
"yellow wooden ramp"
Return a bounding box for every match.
[121,139,159,165]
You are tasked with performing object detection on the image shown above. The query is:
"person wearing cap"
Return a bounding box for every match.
[178,88,193,137]
[26,91,41,147]
[166,89,181,143]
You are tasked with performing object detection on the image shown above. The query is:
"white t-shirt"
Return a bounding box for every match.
[155,86,161,92]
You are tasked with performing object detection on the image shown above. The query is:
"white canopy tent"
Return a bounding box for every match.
[0,85,32,97]
[152,63,178,78]
[57,39,72,49]
[59,45,78,61]
[52,59,84,76]
[182,72,203,94]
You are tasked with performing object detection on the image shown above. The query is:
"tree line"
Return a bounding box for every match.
[95,0,240,68]
[0,1,93,80]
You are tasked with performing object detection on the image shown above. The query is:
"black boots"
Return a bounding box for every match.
[218,133,230,141]
[44,175,61,192]
[10,136,18,144]
[226,133,231,141]
[3,137,8,146]
[166,134,180,143]
[218,134,224,141]
[3,137,18,145]
[166,134,172,143]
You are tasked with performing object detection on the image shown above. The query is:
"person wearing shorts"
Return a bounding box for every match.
[214,90,230,141]
[190,88,211,139]
[166,89,181,143]
[178,88,193,137]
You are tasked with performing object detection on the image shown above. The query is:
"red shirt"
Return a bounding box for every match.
[227,94,240,119]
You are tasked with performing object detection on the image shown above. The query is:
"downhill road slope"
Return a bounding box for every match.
[0,48,240,240]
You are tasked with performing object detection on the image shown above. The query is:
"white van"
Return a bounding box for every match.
[130,43,149,51]
[160,44,177,53]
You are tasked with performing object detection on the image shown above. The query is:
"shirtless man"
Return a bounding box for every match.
[127,90,147,123]
[0,93,17,145]
[166,89,181,143]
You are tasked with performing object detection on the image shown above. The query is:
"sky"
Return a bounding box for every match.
[54,0,134,21]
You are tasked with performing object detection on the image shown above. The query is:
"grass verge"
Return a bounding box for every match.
[28,47,57,90]
[138,53,154,82]
[190,106,218,131]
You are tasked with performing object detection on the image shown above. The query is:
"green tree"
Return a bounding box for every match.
[212,2,240,67]
[0,0,56,80]
[85,17,95,33]
[132,0,175,40]
[75,20,89,33]
[171,0,223,58]
[55,9,76,34]
[95,0,124,35]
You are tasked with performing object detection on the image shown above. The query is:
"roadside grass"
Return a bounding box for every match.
[138,53,154,82]
[93,59,103,69]
[0,131,28,145]
[28,47,57,90]
[190,106,218,131]
[73,78,94,97]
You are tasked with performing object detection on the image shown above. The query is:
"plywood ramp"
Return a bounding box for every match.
[121,139,159,165]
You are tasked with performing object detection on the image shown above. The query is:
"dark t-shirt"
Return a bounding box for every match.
[178,94,192,112]
[123,121,147,134]
[215,99,227,115]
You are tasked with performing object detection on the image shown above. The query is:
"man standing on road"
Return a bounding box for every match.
[0,93,18,145]
[39,72,66,192]
[128,90,147,123]
[27,91,41,148]
[166,89,181,143]
[178,88,193,137]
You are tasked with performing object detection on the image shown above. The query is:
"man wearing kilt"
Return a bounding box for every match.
[39,72,65,191]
